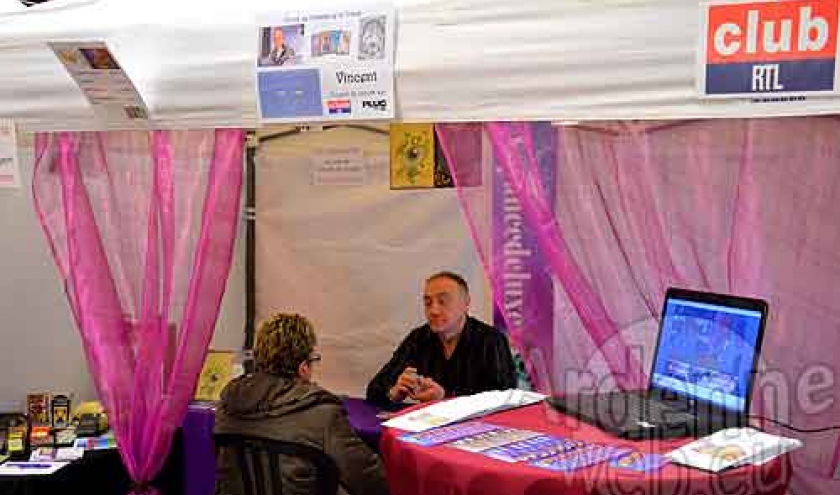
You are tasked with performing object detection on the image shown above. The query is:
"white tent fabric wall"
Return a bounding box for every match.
[3,0,840,131]
[0,136,96,410]
[0,0,25,13]
[255,126,492,397]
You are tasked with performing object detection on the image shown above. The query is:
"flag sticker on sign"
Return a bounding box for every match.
[699,0,840,97]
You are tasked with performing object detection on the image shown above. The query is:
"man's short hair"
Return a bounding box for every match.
[426,271,470,295]
[254,313,316,377]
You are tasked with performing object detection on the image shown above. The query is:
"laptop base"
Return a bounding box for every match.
[547,392,748,441]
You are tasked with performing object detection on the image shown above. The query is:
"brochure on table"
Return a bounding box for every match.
[383,389,546,432]
[0,461,69,476]
[666,427,802,472]
[398,420,672,473]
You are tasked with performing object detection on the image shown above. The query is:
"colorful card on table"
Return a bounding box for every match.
[73,433,116,451]
[447,427,542,453]
[30,446,84,462]
[399,421,501,447]
[6,428,25,454]
[482,435,584,463]
[29,426,53,448]
[610,451,671,472]
[530,444,629,472]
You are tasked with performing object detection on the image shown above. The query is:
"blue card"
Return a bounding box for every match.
[610,452,671,472]
[258,69,323,119]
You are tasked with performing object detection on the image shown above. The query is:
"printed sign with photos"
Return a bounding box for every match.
[257,3,395,122]
[49,41,149,123]
[0,120,19,189]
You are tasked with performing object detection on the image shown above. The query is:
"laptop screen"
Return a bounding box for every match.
[649,294,764,412]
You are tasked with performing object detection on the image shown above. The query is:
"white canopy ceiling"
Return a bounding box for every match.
[2,0,840,131]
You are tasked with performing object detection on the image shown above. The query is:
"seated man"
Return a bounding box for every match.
[215,313,388,495]
[366,271,517,406]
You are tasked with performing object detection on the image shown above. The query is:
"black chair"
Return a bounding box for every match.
[214,433,338,495]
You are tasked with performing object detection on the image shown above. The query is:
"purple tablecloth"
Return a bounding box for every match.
[182,398,383,495]
[342,397,385,451]
[182,403,216,495]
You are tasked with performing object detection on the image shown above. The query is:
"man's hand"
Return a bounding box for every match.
[388,367,421,402]
[409,377,445,402]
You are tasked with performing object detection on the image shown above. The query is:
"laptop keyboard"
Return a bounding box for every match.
[612,394,696,424]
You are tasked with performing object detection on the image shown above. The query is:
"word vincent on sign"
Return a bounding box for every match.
[335,70,378,84]
[701,0,839,96]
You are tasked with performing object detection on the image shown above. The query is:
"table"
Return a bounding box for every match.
[182,397,385,495]
[0,432,182,495]
[380,403,792,495]
[341,397,386,452]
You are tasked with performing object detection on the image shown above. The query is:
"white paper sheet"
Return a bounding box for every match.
[0,461,69,476]
[383,389,546,433]
[666,427,802,472]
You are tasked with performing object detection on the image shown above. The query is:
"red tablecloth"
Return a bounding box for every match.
[380,403,791,495]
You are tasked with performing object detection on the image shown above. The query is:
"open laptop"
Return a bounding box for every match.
[548,287,768,440]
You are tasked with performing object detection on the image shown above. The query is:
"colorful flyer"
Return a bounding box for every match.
[482,435,584,463]
[49,41,149,123]
[399,422,502,447]
[447,427,542,453]
[257,3,395,122]
[73,433,116,451]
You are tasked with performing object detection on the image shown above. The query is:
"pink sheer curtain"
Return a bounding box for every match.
[32,129,244,495]
[439,118,840,494]
[437,122,647,394]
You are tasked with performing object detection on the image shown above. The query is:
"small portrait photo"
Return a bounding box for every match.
[80,48,121,70]
[311,30,351,58]
[56,48,85,68]
[358,15,387,60]
[259,24,305,67]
